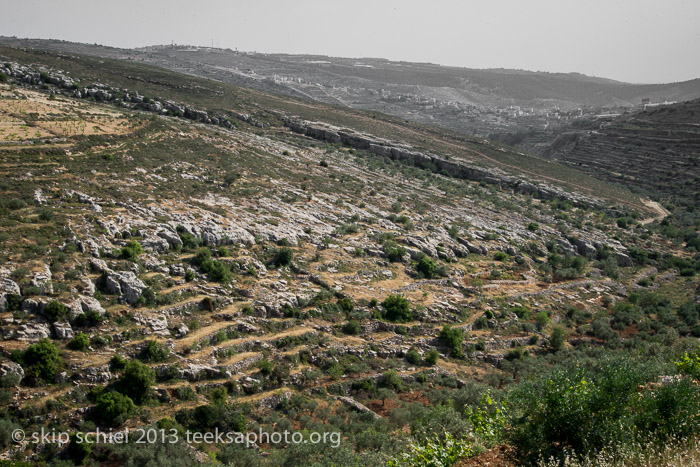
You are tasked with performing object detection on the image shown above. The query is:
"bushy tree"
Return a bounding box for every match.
[384,240,407,262]
[438,326,464,357]
[65,432,92,464]
[95,391,135,426]
[69,332,90,351]
[406,348,422,365]
[109,354,128,371]
[119,240,143,261]
[383,294,413,322]
[43,300,69,323]
[549,326,566,352]
[115,361,155,404]
[139,340,170,363]
[193,247,233,283]
[416,256,438,278]
[508,358,700,464]
[342,320,361,335]
[21,338,62,384]
[382,370,403,391]
[273,247,293,267]
[425,349,440,366]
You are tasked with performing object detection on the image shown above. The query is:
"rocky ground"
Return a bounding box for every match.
[0,51,696,466]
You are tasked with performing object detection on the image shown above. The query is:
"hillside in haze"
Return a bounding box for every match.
[3,37,700,137]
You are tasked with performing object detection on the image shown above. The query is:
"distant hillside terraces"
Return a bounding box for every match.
[516,99,700,203]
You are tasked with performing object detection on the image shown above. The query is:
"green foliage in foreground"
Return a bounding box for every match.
[388,432,474,467]
[675,347,700,379]
[509,355,700,465]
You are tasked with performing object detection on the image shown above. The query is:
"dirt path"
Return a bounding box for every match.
[174,319,239,352]
[640,198,671,224]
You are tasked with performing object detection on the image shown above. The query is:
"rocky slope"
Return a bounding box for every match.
[0,46,696,466]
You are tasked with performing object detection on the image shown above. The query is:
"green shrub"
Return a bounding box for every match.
[193,247,233,283]
[258,359,274,375]
[352,378,377,395]
[119,240,143,261]
[95,391,134,426]
[175,402,247,433]
[109,354,128,371]
[508,358,696,464]
[115,361,155,404]
[388,431,473,467]
[140,340,170,363]
[177,226,202,250]
[209,387,228,405]
[383,294,413,322]
[493,251,508,261]
[675,346,700,379]
[425,349,440,366]
[548,254,587,280]
[10,267,29,281]
[21,339,62,384]
[337,297,354,313]
[91,334,111,348]
[382,370,403,391]
[527,222,539,232]
[0,418,21,449]
[74,309,105,327]
[406,348,422,365]
[438,326,464,358]
[535,311,551,330]
[549,327,566,352]
[175,386,197,401]
[8,198,26,210]
[65,432,92,464]
[4,294,21,312]
[384,240,407,262]
[335,223,360,235]
[272,247,293,267]
[69,333,91,351]
[38,208,54,222]
[342,320,361,335]
[43,300,69,323]
[416,256,438,278]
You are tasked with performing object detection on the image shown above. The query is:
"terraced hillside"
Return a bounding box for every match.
[0,47,699,467]
[497,99,700,204]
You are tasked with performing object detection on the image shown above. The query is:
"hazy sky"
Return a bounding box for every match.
[2,0,699,83]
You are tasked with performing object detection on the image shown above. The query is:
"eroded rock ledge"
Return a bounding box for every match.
[284,118,604,208]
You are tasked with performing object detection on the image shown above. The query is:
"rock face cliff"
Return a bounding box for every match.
[284,118,604,208]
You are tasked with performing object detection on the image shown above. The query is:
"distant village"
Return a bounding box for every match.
[266,72,678,135]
